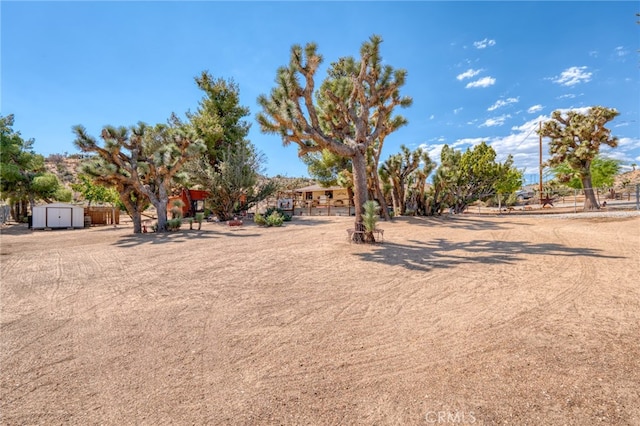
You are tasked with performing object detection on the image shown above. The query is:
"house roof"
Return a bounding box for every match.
[294,184,344,192]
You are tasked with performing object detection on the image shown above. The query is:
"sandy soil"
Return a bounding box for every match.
[1,213,639,425]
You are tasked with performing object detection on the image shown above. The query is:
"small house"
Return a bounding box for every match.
[32,203,84,229]
[294,184,350,207]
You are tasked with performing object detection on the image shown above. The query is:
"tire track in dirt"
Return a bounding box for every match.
[1,244,176,364]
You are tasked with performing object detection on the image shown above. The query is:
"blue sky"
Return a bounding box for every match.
[2,1,639,183]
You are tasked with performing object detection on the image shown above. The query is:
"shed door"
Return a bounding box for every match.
[47,208,72,228]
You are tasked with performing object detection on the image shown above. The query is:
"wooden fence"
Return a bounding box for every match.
[84,207,120,226]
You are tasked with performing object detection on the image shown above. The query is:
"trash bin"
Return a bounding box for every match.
[27,215,32,229]
[84,216,91,228]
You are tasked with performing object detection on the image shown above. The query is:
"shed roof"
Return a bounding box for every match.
[33,203,83,209]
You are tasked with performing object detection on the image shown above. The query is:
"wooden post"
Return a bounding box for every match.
[539,121,543,198]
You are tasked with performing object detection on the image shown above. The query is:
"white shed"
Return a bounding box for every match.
[32,203,84,229]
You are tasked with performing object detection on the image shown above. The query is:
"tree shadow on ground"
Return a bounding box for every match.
[113,228,260,248]
[0,223,31,236]
[354,237,624,272]
[282,217,337,227]
[393,215,528,231]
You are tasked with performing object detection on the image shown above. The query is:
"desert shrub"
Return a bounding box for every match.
[170,200,184,219]
[194,212,205,230]
[254,213,267,226]
[255,211,284,227]
[266,211,284,227]
[166,218,182,231]
[265,207,291,221]
[362,200,379,233]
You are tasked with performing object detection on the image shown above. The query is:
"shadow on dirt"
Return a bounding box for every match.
[0,223,31,236]
[281,216,338,227]
[113,228,261,248]
[353,237,624,272]
[393,215,528,231]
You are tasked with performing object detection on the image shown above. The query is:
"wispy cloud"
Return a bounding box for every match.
[453,107,464,115]
[527,104,543,114]
[456,68,482,81]
[479,114,511,127]
[613,46,629,61]
[550,66,592,86]
[557,93,576,100]
[488,97,519,111]
[473,38,496,49]
[466,76,496,89]
[452,138,484,148]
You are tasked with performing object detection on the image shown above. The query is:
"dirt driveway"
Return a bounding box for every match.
[1,214,639,425]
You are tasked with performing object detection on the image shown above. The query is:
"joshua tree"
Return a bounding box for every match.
[257,35,411,241]
[539,106,619,210]
[74,122,204,232]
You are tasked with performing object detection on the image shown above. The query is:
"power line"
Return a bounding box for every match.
[495,122,539,163]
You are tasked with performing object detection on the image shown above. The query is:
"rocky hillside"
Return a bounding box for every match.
[44,154,84,189]
[615,169,640,189]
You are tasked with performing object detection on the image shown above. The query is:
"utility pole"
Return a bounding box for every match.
[539,121,543,196]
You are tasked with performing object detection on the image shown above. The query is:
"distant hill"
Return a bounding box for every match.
[43,154,314,195]
[44,154,84,190]
[615,169,640,189]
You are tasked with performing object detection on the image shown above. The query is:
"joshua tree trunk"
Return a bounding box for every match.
[582,175,599,210]
[351,150,368,240]
[373,178,391,221]
[120,189,144,233]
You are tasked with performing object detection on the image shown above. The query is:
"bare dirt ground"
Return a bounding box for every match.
[1,213,639,425]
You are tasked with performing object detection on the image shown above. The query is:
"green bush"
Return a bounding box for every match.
[254,213,267,226]
[166,218,182,231]
[265,207,291,221]
[362,200,379,233]
[266,211,284,227]
[254,211,284,227]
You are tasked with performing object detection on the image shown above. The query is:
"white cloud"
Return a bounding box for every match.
[452,138,484,148]
[550,66,592,86]
[423,107,638,181]
[588,50,598,58]
[614,46,629,57]
[617,137,640,150]
[456,68,482,81]
[556,93,577,100]
[419,143,445,162]
[612,46,630,62]
[473,38,496,49]
[527,105,543,114]
[479,114,511,127]
[488,97,519,111]
[429,114,435,120]
[453,107,464,115]
[466,76,496,89]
